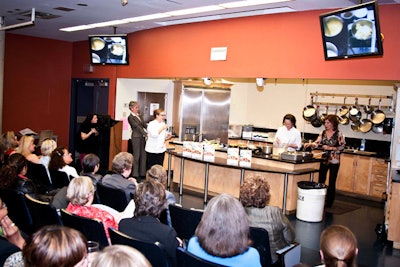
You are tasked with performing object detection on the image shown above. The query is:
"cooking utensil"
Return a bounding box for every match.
[359,113,373,133]
[372,123,383,134]
[319,106,329,122]
[303,96,316,123]
[371,98,386,124]
[339,97,349,116]
[311,106,323,128]
[363,98,374,114]
[261,145,273,155]
[349,98,362,122]
[335,108,349,125]
[351,120,361,132]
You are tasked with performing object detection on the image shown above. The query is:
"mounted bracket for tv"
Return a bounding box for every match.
[0,8,35,31]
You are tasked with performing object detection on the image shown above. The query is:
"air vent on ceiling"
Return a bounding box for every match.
[18,10,60,19]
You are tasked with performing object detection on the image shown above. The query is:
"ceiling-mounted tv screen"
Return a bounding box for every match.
[89,34,129,65]
[320,1,383,60]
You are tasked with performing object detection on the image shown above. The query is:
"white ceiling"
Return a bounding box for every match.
[0,0,398,42]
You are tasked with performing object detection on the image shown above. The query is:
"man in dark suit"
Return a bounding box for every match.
[128,101,147,179]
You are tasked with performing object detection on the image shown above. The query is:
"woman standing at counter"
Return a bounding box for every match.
[304,114,345,208]
[273,114,302,151]
[145,109,171,170]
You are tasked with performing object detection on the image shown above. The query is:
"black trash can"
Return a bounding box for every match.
[296,181,327,222]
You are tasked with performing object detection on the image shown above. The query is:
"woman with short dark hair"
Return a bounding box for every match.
[188,193,261,267]
[119,180,179,265]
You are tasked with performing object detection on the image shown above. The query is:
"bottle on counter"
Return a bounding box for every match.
[360,139,366,151]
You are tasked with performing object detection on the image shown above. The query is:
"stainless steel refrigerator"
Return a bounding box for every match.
[179,87,231,144]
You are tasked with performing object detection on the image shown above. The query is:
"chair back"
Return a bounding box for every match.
[60,209,109,248]
[97,182,128,212]
[0,189,34,234]
[176,247,227,267]
[276,243,301,267]
[249,227,273,267]
[49,170,70,189]
[109,228,170,267]
[25,194,62,230]
[169,204,203,243]
[26,161,52,189]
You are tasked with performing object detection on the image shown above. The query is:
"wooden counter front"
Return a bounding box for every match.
[169,150,319,214]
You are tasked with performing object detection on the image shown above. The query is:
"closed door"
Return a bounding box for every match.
[137,92,167,124]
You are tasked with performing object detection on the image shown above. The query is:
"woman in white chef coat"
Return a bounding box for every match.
[145,109,171,170]
[273,114,302,151]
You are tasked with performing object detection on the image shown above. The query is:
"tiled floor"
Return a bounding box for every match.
[170,186,400,267]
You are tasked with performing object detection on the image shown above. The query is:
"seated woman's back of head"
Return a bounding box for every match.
[320,225,358,267]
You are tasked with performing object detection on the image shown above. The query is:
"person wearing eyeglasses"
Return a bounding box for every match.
[145,109,171,170]
[48,147,79,178]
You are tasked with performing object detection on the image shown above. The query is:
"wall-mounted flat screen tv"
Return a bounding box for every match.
[89,34,129,65]
[320,1,383,60]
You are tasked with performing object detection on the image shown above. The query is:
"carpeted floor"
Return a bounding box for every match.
[324,200,361,215]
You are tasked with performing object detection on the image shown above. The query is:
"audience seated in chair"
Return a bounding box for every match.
[101,152,137,203]
[80,153,102,190]
[2,131,18,164]
[4,225,88,267]
[318,225,358,267]
[0,197,25,266]
[49,147,79,179]
[146,164,176,226]
[91,244,151,267]
[187,193,261,267]
[119,180,180,265]
[66,176,118,239]
[15,135,40,164]
[109,228,169,267]
[240,175,295,264]
[38,139,57,184]
[0,153,53,203]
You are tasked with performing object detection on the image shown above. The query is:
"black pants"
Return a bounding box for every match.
[318,163,340,207]
[146,152,165,171]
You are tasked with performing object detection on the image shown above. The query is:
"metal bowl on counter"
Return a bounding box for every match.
[281,151,313,161]
[351,19,373,40]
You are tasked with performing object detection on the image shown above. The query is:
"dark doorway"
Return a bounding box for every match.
[69,79,109,173]
[137,92,167,124]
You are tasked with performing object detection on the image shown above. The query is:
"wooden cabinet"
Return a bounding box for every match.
[337,154,371,194]
[337,154,355,192]
[369,158,388,198]
[337,153,388,197]
[387,182,400,243]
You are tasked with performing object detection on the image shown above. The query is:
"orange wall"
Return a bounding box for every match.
[3,5,400,147]
[3,34,73,146]
[72,5,400,80]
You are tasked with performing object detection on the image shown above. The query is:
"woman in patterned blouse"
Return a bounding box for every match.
[66,176,118,239]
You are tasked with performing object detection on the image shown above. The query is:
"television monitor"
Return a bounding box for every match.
[319,1,383,60]
[89,34,129,65]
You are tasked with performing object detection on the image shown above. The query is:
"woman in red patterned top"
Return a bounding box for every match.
[66,176,117,239]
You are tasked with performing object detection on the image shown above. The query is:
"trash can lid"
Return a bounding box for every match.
[297,181,327,189]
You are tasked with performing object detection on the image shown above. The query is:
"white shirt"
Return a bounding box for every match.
[145,119,167,153]
[274,126,302,151]
[59,165,79,178]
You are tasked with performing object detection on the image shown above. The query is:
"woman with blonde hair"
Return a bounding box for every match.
[187,193,261,267]
[91,245,151,267]
[39,139,57,179]
[319,225,358,267]
[15,135,40,164]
